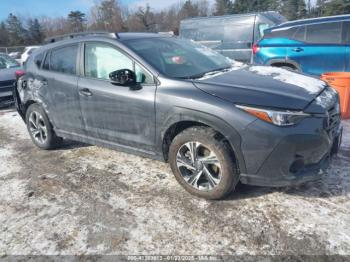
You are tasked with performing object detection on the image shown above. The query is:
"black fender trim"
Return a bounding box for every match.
[157,107,247,174]
[267,58,301,72]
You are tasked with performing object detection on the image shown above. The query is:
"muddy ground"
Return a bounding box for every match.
[0,108,349,256]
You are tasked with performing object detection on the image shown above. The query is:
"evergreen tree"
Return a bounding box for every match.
[27,18,45,44]
[179,0,200,19]
[6,13,27,46]
[0,22,9,46]
[323,0,350,16]
[233,0,281,13]
[214,0,234,15]
[68,10,86,32]
[281,0,307,20]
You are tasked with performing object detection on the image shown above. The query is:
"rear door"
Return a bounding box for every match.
[287,22,346,76]
[40,44,84,134]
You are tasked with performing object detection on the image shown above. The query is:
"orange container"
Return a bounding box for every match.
[321,72,350,119]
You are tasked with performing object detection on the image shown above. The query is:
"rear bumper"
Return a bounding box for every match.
[239,118,342,187]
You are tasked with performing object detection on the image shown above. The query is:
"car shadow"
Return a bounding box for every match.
[56,140,91,150]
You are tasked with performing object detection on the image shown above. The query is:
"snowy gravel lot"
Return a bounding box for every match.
[0,107,349,256]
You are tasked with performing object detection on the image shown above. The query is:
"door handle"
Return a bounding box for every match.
[293,47,304,52]
[79,88,92,97]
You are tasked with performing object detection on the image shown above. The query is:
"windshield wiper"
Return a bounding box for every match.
[190,66,232,80]
[176,66,232,80]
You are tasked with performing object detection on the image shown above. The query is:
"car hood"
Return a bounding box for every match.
[193,65,327,111]
[0,67,21,82]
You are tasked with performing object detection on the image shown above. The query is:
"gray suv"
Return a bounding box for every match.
[15,32,342,199]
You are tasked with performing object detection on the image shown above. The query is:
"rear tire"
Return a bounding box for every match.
[169,127,239,200]
[25,104,62,150]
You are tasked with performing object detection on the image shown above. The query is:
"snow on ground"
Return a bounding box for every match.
[0,109,349,256]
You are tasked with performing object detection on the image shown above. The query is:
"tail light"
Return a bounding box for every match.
[15,70,25,80]
[252,44,260,55]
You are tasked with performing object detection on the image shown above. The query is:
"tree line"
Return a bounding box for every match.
[0,0,349,47]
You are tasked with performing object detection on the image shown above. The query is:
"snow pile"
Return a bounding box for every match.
[198,59,247,80]
[0,110,28,140]
[0,145,22,177]
[249,66,326,94]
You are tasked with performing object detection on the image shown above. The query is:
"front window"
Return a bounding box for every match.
[124,37,232,79]
[84,42,153,84]
[0,54,20,69]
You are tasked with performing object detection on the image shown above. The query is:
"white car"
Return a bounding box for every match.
[20,46,40,65]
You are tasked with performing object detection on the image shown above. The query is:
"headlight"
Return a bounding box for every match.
[236,105,310,126]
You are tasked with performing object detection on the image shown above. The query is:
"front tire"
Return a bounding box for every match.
[169,127,239,200]
[25,104,62,150]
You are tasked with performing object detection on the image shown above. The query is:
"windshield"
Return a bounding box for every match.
[0,54,20,69]
[124,37,232,79]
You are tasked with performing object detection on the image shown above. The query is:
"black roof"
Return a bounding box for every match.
[40,32,171,51]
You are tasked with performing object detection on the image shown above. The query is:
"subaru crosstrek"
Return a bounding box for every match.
[253,15,350,76]
[15,32,342,199]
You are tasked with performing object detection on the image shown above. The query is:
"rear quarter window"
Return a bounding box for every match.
[264,27,298,39]
[292,26,306,42]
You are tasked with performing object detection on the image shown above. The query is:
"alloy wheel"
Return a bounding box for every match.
[28,111,48,144]
[176,141,222,191]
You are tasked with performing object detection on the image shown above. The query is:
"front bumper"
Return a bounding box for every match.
[239,116,342,187]
[0,80,15,106]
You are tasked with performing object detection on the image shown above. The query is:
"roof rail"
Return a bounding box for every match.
[44,31,119,44]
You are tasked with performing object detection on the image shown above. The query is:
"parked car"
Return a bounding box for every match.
[0,53,21,106]
[21,46,40,65]
[8,51,23,64]
[15,32,342,199]
[253,14,350,76]
[179,12,286,63]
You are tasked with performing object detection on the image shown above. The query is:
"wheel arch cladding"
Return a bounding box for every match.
[160,112,247,174]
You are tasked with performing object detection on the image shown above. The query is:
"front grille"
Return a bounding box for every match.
[0,80,15,88]
[0,80,15,94]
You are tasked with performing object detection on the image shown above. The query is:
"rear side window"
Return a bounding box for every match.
[305,22,342,44]
[34,53,44,68]
[50,45,78,75]
[344,22,350,44]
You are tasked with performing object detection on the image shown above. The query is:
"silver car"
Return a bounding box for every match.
[0,53,21,106]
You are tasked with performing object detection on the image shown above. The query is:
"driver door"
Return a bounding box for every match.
[78,41,157,150]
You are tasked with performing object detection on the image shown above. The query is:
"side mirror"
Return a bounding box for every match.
[109,69,137,86]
